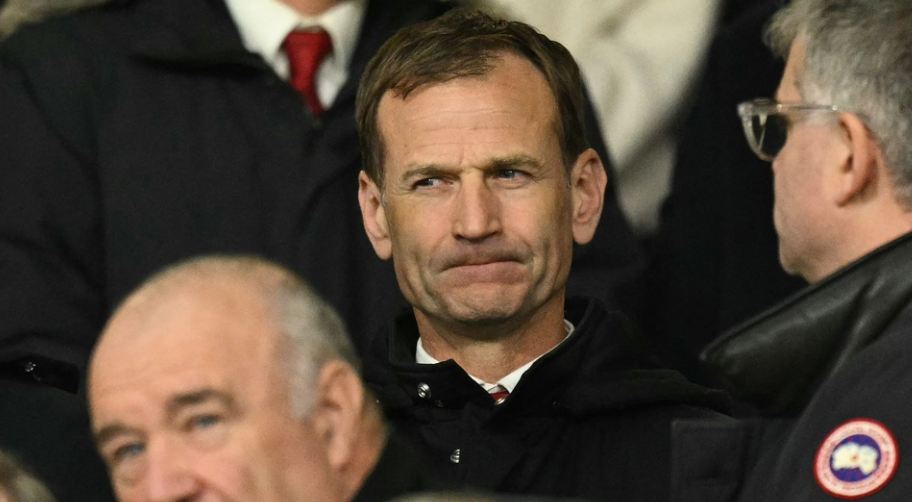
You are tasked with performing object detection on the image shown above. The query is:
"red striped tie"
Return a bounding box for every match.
[283,29,333,116]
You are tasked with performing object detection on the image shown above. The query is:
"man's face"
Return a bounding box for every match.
[360,53,601,331]
[772,40,844,282]
[89,287,339,502]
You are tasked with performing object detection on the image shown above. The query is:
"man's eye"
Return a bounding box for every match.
[111,442,145,463]
[495,169,532,183]
[185,413,229,450]
[190,414,221,430]
[413,177,442,189]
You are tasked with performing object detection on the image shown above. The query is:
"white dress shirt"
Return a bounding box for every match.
[223,0,366,109]
[416,320,575,394]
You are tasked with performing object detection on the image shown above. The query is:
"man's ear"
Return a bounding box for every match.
[569,148,607,245]
[358,171,392,259]
[310,361,366,471]
[835,112,879,206]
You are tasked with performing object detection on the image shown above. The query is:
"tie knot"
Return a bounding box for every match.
[283,29,333,116]
[488,385,509,405]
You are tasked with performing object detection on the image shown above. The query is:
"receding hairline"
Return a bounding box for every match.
[91,257,299,377]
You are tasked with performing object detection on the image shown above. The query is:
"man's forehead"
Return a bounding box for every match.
[376,55,558,154]
[105,282,273,345]
[91,284,281,396]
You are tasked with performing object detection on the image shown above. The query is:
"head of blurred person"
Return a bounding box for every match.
[741,0,912,282]
[356,9,606,379]
[0,0,110,38]
[0,451,55,502]
[88,256,386,502]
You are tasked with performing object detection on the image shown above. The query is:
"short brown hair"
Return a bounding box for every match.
[356,8,589,186]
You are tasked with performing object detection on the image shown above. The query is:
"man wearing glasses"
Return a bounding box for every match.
[702,0,912,500]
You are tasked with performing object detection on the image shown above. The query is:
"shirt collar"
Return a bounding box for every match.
[415,320,576,393]
[223,0,366,75]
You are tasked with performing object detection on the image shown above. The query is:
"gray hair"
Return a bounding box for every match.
[767,0,912,207]
[0,450,56,502]
[270,261,360,416]
[0,0,111,39]
[121,255,359,418]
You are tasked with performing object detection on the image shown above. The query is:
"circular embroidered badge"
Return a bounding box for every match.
[815,419,899,499]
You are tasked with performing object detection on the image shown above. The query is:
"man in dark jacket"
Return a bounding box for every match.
[356,10,735,501]
[703,0,912,499]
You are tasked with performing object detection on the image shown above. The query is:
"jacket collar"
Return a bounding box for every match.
[122,0,447,83]
[124,0,278,70]
[703,231,912,416]
[366,297,728,418]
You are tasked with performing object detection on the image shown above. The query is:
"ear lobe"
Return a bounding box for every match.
[310,361,365,471]
[835,112,878,206]
[358,171,392,259]
[569,149,607,245]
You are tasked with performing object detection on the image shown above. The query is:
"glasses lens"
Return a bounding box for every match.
[742,110,788,161]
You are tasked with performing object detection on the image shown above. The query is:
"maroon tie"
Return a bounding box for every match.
[489,385,509,405]
[283,29,333,116]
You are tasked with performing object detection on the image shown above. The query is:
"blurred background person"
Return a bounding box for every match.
[89,256,437,502]
[0,450,56,502]
[0,0,106,38]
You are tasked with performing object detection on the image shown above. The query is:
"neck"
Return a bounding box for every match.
[806,205,912,283]
[416,293,567,383]
[277,0,340,16]
[340,404,387,502]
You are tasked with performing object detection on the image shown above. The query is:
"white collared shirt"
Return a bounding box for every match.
[416,320,575,394]
[223,0,366,109]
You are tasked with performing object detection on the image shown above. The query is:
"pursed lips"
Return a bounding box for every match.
[437,250,526,284]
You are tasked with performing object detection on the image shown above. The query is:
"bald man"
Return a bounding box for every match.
[88,256,434,502]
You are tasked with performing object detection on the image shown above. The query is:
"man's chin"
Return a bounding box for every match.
[436,291,525,327]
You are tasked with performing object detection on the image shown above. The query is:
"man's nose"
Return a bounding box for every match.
[141,439,201,502]
[452,178,502,241]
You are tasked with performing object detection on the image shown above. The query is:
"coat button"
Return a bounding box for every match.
[450,449,461,464]
[417,383,431,399]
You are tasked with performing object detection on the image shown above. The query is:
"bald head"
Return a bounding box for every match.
[94,256,356,414]
[88,256,382,502]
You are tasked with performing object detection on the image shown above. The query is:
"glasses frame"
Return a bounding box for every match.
[737,98,841,161]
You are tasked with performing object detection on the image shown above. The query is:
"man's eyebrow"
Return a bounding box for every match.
[486,154,542,171]
[93,389,234,449]
[94,423,137,450]
[166,388,236,418]
[400,164,450,182]
[399,155,543,182]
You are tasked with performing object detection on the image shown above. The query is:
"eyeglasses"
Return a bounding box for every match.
[737,98,841,161]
